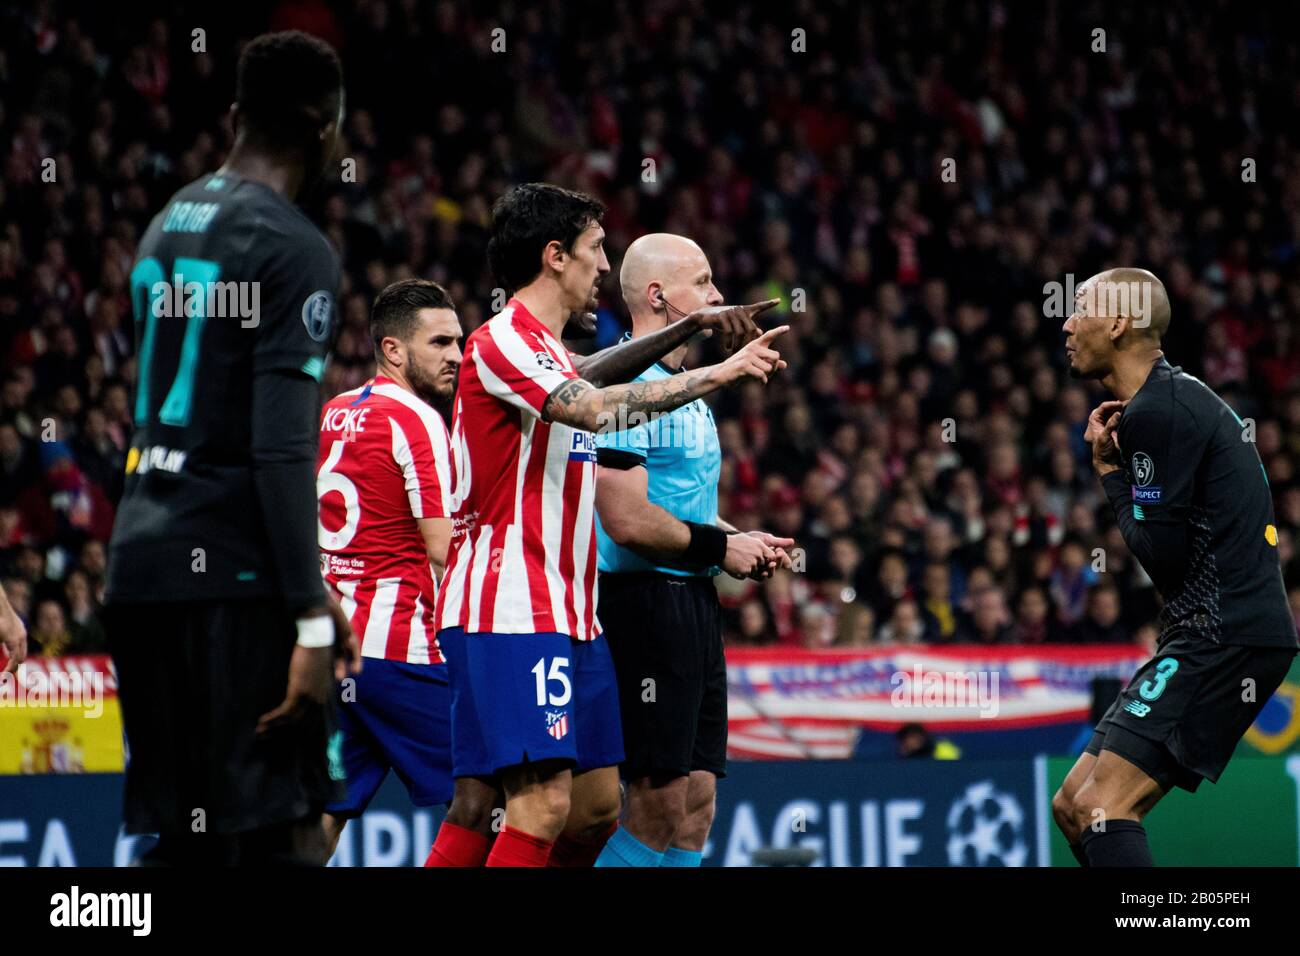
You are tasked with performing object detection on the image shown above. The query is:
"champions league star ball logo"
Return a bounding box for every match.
[945,781,1028,866]
[301,290,334,342]
[545,710,569,740]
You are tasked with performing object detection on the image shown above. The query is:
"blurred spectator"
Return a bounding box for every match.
[834,602,875,647]
[1072,584,1130,644]
[920,562,959,642]
[1049,539,1099,628]
[895,722,960,759]
[63,569,107,651]
[29,599,73,657]
[964,587,1017,644]
[877,599,926,646]
[733,598,777,646]
[1014,586,1054,644]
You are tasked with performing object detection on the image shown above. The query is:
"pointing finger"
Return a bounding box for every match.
[745,298,781,317]
[755,324,790,345]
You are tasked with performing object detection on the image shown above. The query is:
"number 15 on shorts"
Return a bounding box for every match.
[531,656,572,707]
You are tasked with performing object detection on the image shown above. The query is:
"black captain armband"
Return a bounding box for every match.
[683,521,728,568]
[595,448,646,470]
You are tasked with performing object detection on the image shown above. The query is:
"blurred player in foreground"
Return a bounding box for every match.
[316,279,504,863]
[1055,268,1298,866]
[593,233,794,866]
[430,183,786,867]
[104,32,360,866]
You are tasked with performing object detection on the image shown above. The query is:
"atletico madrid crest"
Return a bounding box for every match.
[546,710,569,740]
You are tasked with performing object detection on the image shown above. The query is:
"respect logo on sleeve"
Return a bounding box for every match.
[1130,451,1161,502]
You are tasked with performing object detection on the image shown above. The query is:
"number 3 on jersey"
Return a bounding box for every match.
[532,656,572,707]
[1139,657,1179,701]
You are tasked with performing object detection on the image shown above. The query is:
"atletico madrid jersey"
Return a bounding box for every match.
[318,376,453,663]
[435,298,601,641]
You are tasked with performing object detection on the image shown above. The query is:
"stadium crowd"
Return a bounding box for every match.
[3,0,1300,656]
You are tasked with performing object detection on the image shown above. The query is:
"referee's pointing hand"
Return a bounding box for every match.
[688,298,781,353]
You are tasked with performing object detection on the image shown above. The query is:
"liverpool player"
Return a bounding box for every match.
[105,32,360,866]
[432,183,787,867]
[1054,268,1299,866]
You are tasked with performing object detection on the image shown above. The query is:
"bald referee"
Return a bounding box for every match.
[1053,268,1299,866]
[592,234,793,867]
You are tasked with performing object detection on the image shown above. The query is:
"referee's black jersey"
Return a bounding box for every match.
[107,172,340,609]
[1101,357,1297,648]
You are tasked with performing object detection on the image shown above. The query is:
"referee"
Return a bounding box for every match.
[1054,268,1299,866]
[592,234,794,867]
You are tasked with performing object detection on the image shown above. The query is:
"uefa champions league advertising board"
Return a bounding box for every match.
[0,760,1046,867]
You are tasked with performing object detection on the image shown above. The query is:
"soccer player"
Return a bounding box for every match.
[431,183,787,868]
[592,233,795,868]
[104,32,360,867]
[425,299,770,870]
[315,278,503,863]
[0,581,25,673]
[1053,268,1299,866]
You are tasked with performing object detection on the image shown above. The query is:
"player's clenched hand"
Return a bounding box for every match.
[327,591,362,682]
[1085,399,1127,471]
[714,325,789,386]
[743,531,796,579]
[257,598,358,734]
[688,298,780,353]
[722,532,776,579]
[257,642,334,734]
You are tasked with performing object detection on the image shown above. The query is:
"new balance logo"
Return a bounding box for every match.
[1124,700,1151,718]
[546,709,569,740]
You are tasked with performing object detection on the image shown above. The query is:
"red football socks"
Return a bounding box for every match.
[423,821,492,867]
[485,825,553,867]
[547,822,617,867]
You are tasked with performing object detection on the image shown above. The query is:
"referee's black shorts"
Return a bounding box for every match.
[1086,630,1297,793]
[105,598,342,836]
[597,572,727,780]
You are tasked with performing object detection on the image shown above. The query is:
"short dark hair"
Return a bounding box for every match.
[486,183,605,293]
[371,279,456,355]
[236,31,343,151]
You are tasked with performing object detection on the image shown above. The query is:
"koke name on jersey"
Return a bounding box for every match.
[321,406,371,434]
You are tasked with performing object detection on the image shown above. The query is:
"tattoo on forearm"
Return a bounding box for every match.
[602,368,715,416]
[543,379,593,421]
[543,367,716,428]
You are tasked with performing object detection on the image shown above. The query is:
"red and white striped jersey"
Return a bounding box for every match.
[435,298,601,641]
[317,375,452,663]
